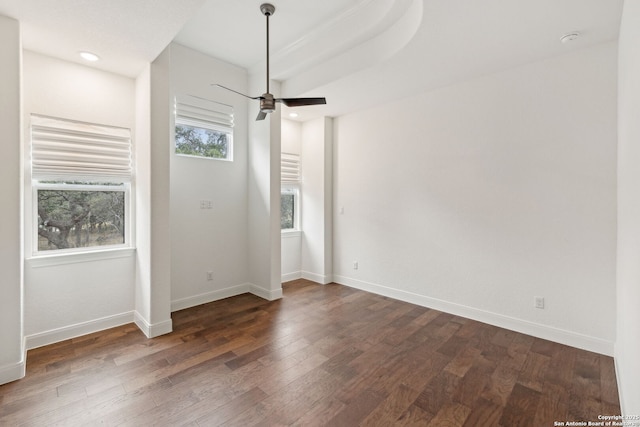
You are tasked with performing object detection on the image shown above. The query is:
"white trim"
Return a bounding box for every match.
[27,247,135,268]
[249,283,283,301]
[333,275,615,356]
[133,312,172,338]
[148,319,173,338]
[0,336,26,386]
[614,353,626,416]
[281,230,302,238]
[301,271,332,285]
[0,359,26,386]
[282,271,302,283]
[171,284,251,312]
[25,311,134,350]
[171,282,284,312]
[133,312,151,337]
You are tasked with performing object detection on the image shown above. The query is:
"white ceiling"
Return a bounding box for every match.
[0,0,624,121]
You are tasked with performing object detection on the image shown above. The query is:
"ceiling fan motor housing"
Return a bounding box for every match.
[260,93,276,113]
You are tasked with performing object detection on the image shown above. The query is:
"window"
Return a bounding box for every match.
[30,115,132,254]
[174,95,233,160]
[281,153,300,231]
[281,187,299,230]
[35,182,127,252]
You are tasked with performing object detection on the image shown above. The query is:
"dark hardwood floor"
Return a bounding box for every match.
[0,280,620,426]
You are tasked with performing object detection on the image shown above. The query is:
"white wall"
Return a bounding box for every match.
[247,75,283,300]
[139,45,173,337]
[280,117,334,285]
[616,0,640,415]
[333,42,618,355]
[22,51,137,347]
[281,119,302,282]
[282,118,302,155]
[0,15,24,385]
[135,64,153,331]
[301,117,333,284]
[168,43,251,309]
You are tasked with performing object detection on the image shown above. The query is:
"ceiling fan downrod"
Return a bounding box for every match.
[260,3,276,114]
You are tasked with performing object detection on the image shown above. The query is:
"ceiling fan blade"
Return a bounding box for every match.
[212,84,262,100]
[256,110,268,121]
[276,97,327,107]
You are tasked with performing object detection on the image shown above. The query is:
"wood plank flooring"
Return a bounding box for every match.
[0,280,621,426]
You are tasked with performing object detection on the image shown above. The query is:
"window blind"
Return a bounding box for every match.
[31,115,132,181]
[281,153,300,183]
[175,94,234,133]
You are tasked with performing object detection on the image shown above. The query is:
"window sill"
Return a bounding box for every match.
[281,230,302,238]
[27,247,136,268]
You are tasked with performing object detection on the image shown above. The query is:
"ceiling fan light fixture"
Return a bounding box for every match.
[260,93,276,113]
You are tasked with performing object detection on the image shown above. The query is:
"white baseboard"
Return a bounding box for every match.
[613,350,626,416]
[133,311,172,338]
[0,339,26,385]
[301,271,332,285]
[333,275,614,356]
[281,271,302,283]
[170,282,282,313]
[171,284,251,312]
[249,283,283,301]
[0,360,25,386]
[25,311,135,350]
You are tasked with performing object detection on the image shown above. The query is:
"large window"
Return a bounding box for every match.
[30,115,132,254]
[174,95,234,161]
[35,182,127,252]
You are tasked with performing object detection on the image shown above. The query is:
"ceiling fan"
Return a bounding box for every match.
[212,3,326,121]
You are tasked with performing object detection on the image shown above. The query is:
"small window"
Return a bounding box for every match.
[281,153,301,231]
[35,182,128,252]
[174,95,233,161]
[281,187,299,231]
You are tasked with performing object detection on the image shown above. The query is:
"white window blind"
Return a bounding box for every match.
[281,153,300,183]
[175,94,234,133]
[31,115,132,181]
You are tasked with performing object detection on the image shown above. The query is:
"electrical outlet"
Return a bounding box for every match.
[207,271,213,281]
[200,200,213,209]
[353,261,358,270]
[534,296,544,309]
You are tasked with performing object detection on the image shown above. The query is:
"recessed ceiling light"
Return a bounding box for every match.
[289,112,299,118]
[79,51,100,62]
[560,32,580,44]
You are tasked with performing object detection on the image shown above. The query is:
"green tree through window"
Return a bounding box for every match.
[37,187,125,251]
[281,193,295,230]
[175,124,229,159]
